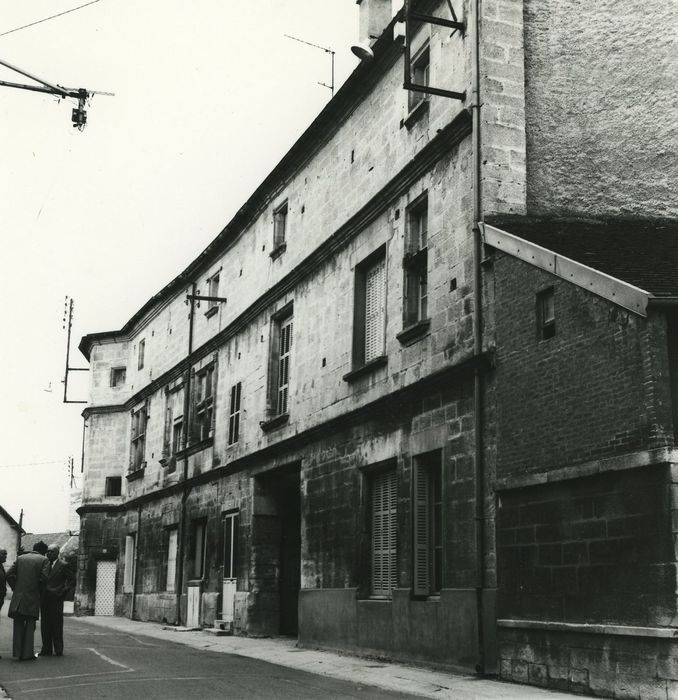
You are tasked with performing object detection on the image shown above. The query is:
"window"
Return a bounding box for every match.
[412,451,443,596]
[165,528,178,593]
[268,311,293,418]
[105,476,122,497]
[164,386,185,465]
[110,367,126,388]
[403,195,429,327]
[351,248,387,370]
[273,200,288,250]
[223,512,238,580]
[190,519,207,579]
[228,382,242,445]
[191,363,216,444]
[130,404,147,471]
[137,339,145,370]
[408,43,430,112]
[123,534,136,593]
[370,467,398,597]
[537,288,555,340]
[207,272,220,310]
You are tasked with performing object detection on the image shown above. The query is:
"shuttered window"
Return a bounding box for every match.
[365,257,386,363]
[130,404,147,472]
[277,316,293,416]
[166,528,178,593]
[228,382,242,445]
[371,468,397,597]
[413,452,443,596]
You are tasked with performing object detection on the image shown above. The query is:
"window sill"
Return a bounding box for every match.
[342,355,388,382]
[269,242,287,260]
[126,466,145,482]
[260,413,289,433]
[402,99,429,130]
[396,319,431,345]
[205,306,218,319]
[177,437,213,459]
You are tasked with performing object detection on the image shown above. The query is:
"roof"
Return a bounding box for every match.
[487,217,678,299]
[22,531,75,551]
[0,505,23,532]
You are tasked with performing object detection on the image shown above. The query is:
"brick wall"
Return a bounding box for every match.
[497,465,675,627]
[494,254,674,479]
[523,0,678,218]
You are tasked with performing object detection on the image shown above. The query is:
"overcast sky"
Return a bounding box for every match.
[0,1,363,535]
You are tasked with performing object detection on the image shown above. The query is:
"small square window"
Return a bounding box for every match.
[537,288,556,340]
[110,367,126,388]
[105,476,122,497]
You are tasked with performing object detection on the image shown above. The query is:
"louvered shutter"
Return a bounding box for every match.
[162,388,172,459]
[413,464,431,596]
[371,469,397,597]
[277,317,293,415]
[365,258,386,363]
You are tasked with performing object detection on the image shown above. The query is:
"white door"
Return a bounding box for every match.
[94,560,116,615]
[186,584,201,627]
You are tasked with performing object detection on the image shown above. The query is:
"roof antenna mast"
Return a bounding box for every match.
[284,34,336,96]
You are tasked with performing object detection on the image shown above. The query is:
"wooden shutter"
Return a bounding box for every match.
[371,469,397,597]
[277,316,293,415]
[413,463,431,596]
[162,388,172,459]
[365,257,386,363]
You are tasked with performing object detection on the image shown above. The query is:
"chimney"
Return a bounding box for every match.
[357,0,392,45]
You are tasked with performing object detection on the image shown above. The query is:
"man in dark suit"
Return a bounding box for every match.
[0,547,7,660]
[39,544,75,657]
[6,544,49,661]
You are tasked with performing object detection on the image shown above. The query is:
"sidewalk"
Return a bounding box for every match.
[75,615,590,699]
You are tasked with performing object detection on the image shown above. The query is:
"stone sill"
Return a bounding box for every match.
[126,466,145,482]
[498,618,678,639]
[342,355,388,382]
[260,413,289,433]
[269,242,287,260]
[396,319,431,346]
[402,98,429,130]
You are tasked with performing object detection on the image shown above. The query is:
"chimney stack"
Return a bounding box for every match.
[357,0,392,45]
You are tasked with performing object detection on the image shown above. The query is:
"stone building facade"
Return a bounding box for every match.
[76,0,678,696]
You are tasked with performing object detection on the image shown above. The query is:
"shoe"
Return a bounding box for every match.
[55,652,63,657]
[38,652,52,657]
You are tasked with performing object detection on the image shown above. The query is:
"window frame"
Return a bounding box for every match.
[403,194,429,329]
[110,367,126,388]
[222,511,238,580]
[537,287,556,340]
[123,533,136,593]
[206,271,221,312]
[408,41,430,113]
[137,339,145,370]
[129,403,147,472]
[104,476,122,497]
[271,200,288,257]
[265,305,294,423]
[412,451,443,597]
[228,381,242,445]
[190,518,207,581]
[191,362,216,445]
[165,527,178,593]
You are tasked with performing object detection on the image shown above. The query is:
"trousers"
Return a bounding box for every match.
[12,614,36,660]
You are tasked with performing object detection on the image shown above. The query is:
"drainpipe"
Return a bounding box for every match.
[175,281,196,625]
[131,501,142,620]
[470,0,486,675]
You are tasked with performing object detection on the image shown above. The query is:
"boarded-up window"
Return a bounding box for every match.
[413,451,443,596]
[166,528,178,593]
[371,468,397,597]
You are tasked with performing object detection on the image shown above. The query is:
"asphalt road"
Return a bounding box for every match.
[0,616,420,700]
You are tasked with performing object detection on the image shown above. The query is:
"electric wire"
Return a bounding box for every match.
[0,460,64,469]
[0,0,104,39]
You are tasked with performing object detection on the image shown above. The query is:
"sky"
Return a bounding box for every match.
[0,0,362,535]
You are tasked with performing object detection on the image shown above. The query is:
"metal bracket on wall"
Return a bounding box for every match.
[403,0,466,101]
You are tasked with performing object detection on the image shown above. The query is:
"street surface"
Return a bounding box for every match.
[0,615,419,700]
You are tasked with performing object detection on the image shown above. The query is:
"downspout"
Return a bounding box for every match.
[470,0,486,675]
[131,501,141,620]
[175,281,196,625]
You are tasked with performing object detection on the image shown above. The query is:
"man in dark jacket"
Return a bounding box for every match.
[0,547,7,660]
[39,544,75,657]
[6,544,49,660]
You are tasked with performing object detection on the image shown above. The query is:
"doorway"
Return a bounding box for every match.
[94,560,116,615]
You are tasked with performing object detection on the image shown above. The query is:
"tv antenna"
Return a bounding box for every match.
[0,55,114,130]
[284,34,335,96]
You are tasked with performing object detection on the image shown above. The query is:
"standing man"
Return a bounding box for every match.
[40,544,74,657]
[6,544,49,661]
[0,548,7,660]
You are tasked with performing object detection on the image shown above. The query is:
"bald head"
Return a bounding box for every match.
[47,544,60,562]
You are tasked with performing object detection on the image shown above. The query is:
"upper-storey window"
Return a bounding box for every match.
[272,314,293,416]
[271,200,288,258]
[207,272,220,310]
[163,384,185,469]
[403,194,429,328]
[130,403,147,472]
[351,247,387,371]
[191,362,216,444]
[228,381,242,445]
[137,339,145,370]
[110,367,126,388]
[408,42,430,113]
